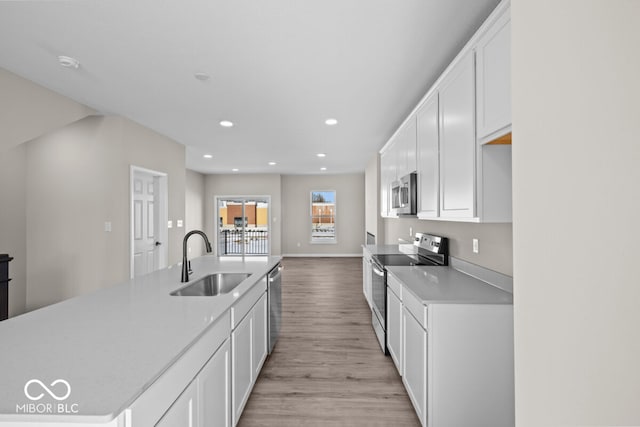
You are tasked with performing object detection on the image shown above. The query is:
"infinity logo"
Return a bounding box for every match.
[24,379,71,401]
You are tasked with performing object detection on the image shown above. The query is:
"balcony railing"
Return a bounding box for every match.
[221,229,268,255]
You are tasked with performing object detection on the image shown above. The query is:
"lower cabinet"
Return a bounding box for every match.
[156,380,198,427]
[232,292,268,426]
[156,338,232,427]
[199,339,231,427]
[362,253,373,308]
[386,286,403,374]
[402,307,427,426]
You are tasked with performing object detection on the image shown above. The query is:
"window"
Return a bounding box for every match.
[311,190,336,244]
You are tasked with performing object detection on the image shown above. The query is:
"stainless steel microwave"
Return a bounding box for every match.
[391,172,417,215]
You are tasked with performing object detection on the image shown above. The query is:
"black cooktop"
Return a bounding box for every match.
[372,253,439,267]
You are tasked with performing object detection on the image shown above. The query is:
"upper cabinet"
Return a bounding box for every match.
[416,93,439,219]
[476,5,511,144]
[395,115,417,179]
[439,50,476,219]
[380,146,396,218]
[380,0,511,223]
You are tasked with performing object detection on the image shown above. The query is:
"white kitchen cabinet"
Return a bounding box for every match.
[386,283,403,375]
[416,92,439,219]
[198,339,231,427]
[439,49,476,219]
[156,379,198,427]
[232,307,253,425]
[476,4,511,143]
[397,284,514,427]
[402,306,427,427]
[362,253,372,308]
[379,147,396,217]
[395,115,417,178]
[252,292,268,379]
[232,288,268,426]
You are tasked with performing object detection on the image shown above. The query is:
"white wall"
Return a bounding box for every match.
[385,217,513,276]
[282,173,365,256]
[0,144,27,317]
[513,1,640,425]
[185,169,206,257]
[0,68,93,317]
[25,115,186,311]
[204,174,282,256]
[0,68,93,153]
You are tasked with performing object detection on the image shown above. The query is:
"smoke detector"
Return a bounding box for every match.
[58,55,80,69]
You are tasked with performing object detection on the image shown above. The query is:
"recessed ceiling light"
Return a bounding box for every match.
[325,118,338,126]
[232,168,239,172]
[320,167,327,171]
[220,120,234,127]
[194,72,210,81]
[58,55,80,69]
[317,153,326,158]
[203,154,213,159]
[268,162,276,166]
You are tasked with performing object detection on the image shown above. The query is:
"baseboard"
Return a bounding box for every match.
[282,253,362,258]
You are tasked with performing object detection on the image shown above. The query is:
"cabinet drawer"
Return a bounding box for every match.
[402,288,428,330]
[128,311,230,426]
[387,272,403,300]
[231,275,267,329]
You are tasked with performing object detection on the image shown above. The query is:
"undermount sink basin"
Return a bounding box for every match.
[171,273,252,296]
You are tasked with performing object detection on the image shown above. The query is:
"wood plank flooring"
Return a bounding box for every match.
[238,257,420,427]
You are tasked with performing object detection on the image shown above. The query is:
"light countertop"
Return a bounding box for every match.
[362,244,417,256]
[0,255,281,423]
[387,265,513,305]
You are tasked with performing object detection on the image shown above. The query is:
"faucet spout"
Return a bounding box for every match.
[181,230,213,282]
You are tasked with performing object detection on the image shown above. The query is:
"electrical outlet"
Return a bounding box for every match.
[409,227,413,236]
[473,238,479,254]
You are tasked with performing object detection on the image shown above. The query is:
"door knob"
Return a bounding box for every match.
[155,241,162,246]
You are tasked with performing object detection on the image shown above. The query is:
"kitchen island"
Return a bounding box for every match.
[0,255,281,426]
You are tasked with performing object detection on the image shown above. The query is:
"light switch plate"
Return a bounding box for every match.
[177,220,183,228]
[473,238,479,253]
[168,220,173,229]
[104,221,112,232]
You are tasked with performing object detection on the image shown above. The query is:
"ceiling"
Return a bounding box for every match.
[0,0,500,175]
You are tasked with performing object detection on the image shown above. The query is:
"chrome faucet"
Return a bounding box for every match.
[181,230,213,282]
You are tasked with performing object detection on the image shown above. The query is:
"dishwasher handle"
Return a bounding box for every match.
[269,264,283,282]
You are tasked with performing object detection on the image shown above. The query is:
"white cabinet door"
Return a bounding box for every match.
[379,148,396,217]
[476,6,511,143]
[232,310,253,425]
[402,307,427,427]
[362,254,373,308]
[198,339,231,427]
[396,116,417,178]
[416,92,439,218]
[439,50,476,219]
[252,293,268,379]
[156,380,198,427]
[387,286,403,374]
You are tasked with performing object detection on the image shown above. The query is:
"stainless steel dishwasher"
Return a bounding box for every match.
[267,263,282,353]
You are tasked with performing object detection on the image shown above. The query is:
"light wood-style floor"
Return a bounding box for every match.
[238,257,420,427]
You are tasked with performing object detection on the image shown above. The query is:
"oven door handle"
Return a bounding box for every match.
[372,266,385,277]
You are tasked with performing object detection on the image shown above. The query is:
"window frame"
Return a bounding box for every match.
[310,190,337,244]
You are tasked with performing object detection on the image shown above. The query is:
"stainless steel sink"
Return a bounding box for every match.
[170,273,252,296]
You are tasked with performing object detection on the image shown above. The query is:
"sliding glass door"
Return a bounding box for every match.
[217,196,270,256]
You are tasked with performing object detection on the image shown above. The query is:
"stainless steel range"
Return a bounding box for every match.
[370,233,449,353]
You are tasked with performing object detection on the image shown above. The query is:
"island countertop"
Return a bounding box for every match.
[0,255,281,423]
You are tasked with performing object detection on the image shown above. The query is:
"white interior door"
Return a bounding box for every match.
[131,167,168,277]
